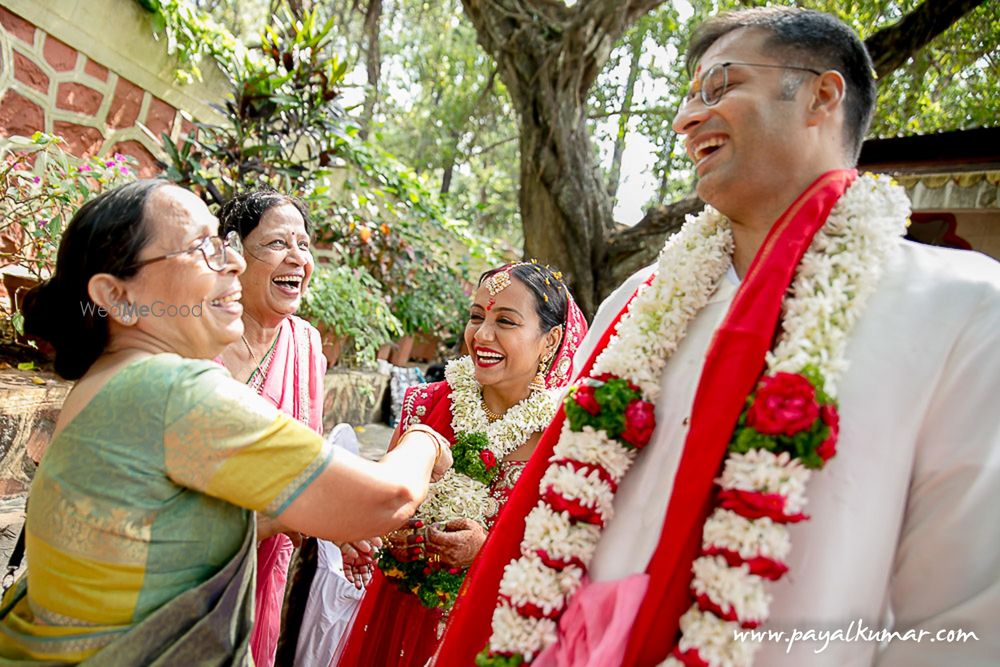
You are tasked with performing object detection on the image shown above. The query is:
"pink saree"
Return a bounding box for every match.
[250,315,326,667]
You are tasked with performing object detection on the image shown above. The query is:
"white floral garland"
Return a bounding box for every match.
[591,210,734,399]
[481,174,909,665]
[415,356,559,526]
[447,356,560,459]
[664,174,908,667]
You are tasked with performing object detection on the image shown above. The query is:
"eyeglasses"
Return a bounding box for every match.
[130,231,243,273]
[684,61,824,108]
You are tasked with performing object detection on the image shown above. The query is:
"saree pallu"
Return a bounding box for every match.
[0,522,256,666]
[251,315,326,667]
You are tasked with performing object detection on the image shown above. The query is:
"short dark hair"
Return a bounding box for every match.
[478,263,569,334]
[22,180,166,380]
[218,188,313,240]
[687,7,876,162]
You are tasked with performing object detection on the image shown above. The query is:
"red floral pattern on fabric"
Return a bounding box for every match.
[485,461,527,530]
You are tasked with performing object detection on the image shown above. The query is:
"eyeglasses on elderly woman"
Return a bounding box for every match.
[129,230,243,273]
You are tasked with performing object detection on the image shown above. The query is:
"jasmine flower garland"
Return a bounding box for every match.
[380,356,561,610]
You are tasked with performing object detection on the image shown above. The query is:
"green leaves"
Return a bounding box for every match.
[298,264,402,367]
[150,4,481,352]
[564,378,641,441]
[140,0,240,83]
[376,549,466,610]
[475,651,525,667]
[1,134,136,282]
[451,431,499,485]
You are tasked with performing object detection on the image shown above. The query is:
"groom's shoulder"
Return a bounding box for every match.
[887,239,1000,302]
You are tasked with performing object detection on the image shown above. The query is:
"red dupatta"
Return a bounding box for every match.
[433,170,856,666]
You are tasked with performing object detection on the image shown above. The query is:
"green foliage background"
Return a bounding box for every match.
[143,0,997,319]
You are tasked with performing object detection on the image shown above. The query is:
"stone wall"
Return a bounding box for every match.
[0,369,71,561]
[0,0,226,174]
[322,368,390,434]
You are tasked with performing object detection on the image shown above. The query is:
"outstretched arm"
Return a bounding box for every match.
[279,426,453,544]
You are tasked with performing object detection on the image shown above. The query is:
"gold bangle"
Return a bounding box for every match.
[404,424,446,466]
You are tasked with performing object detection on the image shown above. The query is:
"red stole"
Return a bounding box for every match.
[432,169,856,666]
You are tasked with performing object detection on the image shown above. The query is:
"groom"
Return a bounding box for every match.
[434,7,999,667]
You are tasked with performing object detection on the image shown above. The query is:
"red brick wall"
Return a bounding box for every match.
[0,5,190,176]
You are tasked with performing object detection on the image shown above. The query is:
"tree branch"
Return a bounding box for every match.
[864,0,985,78]
[602,193,703,291]
[358,0,383,140]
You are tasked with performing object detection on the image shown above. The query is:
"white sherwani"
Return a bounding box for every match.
[575,240,1000,666]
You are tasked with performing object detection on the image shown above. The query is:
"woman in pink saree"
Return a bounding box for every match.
[218,190,325,667]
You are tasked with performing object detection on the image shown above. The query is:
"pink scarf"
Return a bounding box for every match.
[249,315,326,667]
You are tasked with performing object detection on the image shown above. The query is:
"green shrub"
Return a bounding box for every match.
[299,263,402,367]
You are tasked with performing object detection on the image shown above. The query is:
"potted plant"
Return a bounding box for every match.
[299,263,402,368]
[389,264,467,365]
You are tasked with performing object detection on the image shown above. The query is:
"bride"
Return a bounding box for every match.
[335,261,587,667]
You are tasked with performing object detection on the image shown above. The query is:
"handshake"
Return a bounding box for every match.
[339,517,489,588]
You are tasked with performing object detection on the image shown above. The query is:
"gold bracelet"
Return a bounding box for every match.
[403,424,446,467]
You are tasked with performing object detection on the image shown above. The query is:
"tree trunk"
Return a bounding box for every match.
[359,0,383,139]
[864,0,984,77]
[440,152,456,194]
[518,101,613,318]
[461,0,666,318]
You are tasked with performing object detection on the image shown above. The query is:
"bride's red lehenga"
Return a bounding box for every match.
[336,269,587,667]
[336,382,528,667]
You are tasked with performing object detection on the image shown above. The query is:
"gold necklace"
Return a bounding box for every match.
[481,392,503,423]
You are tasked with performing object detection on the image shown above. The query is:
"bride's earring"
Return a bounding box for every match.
[530,351,553,392]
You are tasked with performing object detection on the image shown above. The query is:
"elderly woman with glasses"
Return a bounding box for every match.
[0,180,452,664]
[215,189,331,667]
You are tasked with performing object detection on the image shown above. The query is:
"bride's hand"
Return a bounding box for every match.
[431,439,453,483]
[427,518,488,569]
[384,519,431,563]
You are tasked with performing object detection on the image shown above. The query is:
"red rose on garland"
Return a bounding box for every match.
[746,372,820,436]
[573,385,601,415]
[620,399,656,448]
[817,404,839,462]
[479,449,498,469]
